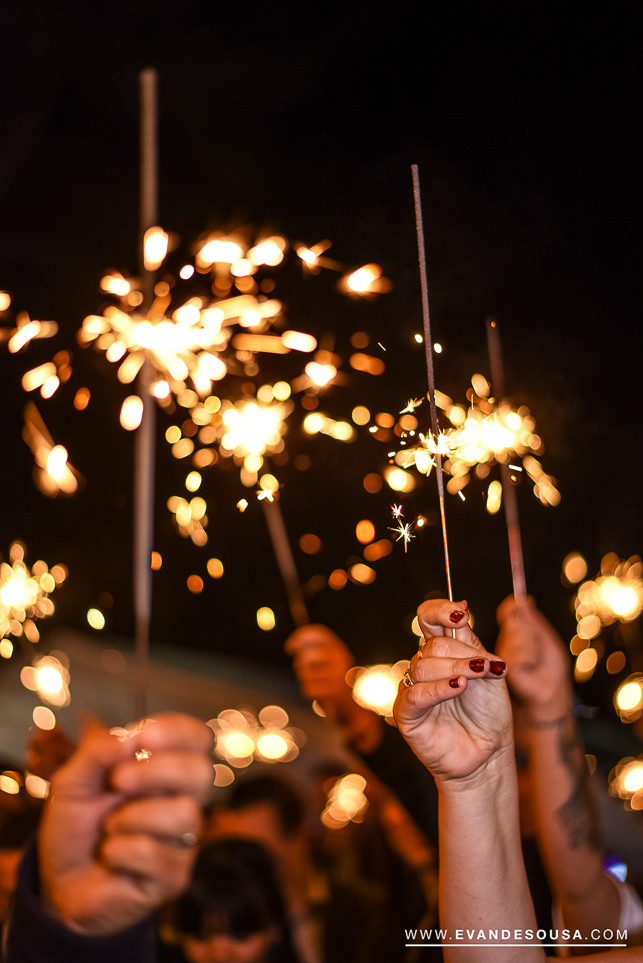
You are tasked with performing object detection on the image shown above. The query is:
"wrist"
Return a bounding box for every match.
[437,743,517,800]
[519,688,574,724]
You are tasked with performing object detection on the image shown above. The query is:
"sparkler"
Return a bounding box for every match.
[411,165,455,609]
[133,67,159,719]
[486,318,526,598]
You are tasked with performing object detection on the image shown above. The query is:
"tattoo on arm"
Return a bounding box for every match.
[554,727,601,851]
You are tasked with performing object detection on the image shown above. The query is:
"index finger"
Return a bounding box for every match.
[124,714,213,756]
[417,599,479,647]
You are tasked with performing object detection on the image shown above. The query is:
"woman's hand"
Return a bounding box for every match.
[496,595,573,722]
[393,599,514,786]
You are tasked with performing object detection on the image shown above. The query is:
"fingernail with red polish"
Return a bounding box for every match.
[489,660,506,676]
[449,677,461,688]
[468,658,485,673]
[450,610,465,623]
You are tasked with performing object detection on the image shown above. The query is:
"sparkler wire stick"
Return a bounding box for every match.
[411,165,455,610]
[485,318,527,599]
[262,499,309,627]
[133,68,158,718]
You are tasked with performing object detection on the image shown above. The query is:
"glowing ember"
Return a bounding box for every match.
[22,403,80,496]
[395,377,560,510]
[351,662,410,717]
[21,653,70,708]
[167,495,209,545]
[574,555,643,627]
[321,773,369,829]
[78,228,323,417]
[0,543,66,645]
[208,705,301,768]
[1,311,58,354]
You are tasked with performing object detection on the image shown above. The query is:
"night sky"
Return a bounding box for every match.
[1,3,641,709]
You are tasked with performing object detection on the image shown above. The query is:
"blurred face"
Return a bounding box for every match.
[182,930,275,963]
[207,803,288,862]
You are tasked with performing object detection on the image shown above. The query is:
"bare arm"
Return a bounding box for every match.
[496,597,620,948]
[394,599,543,963]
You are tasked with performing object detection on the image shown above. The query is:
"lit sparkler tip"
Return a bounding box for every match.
[400,398,424,414]
[390,521,414,552]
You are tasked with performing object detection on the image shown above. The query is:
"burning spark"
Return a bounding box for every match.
[340,263,390,296]
[20,654,70,708]
[79,229,324,417]
[167,495,208,545]
[22,403,81,496]
[400,398,424,414]
[574,555,643,629]
[321,773,369,829]
[388,505,414,552]
[0,543,66,645]
[1,311,58,354]
[351,661,410,717]
[395,377,559,510]
[208,706,301,768]
[294,239,334,274]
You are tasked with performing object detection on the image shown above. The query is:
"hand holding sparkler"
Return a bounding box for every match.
[285,624,383,752]
[495,596,573,722]
[35,713,213,937]
[393,599,510,783]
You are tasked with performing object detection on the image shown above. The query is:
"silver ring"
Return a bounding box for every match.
[402,668,414,688]
[179,831,200,848]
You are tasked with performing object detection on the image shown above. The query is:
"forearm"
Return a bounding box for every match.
[439,753,545,963]
[526,710,619,940]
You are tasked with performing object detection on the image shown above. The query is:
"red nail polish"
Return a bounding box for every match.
[468,658,485,673]
[449,677,460,688]
[489,660,506,676]
[450,610,465,623]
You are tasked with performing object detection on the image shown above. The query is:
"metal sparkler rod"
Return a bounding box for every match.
[485,318,527,599]
[411,164,455,606]
[133,68,159,718]
[262,498,309,628]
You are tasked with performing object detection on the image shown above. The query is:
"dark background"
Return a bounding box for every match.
[1,3,641,713]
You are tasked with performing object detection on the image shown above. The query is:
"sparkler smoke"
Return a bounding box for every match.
[411,164,455,615]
